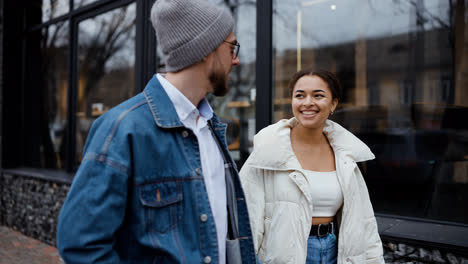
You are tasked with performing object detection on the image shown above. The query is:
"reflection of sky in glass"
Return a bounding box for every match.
[274,0,451,51]
[79,4,136,72]
[234,2,257,64]
[42,0,69,22]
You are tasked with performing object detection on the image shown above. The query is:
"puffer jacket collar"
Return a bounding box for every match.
[248,118,375,171]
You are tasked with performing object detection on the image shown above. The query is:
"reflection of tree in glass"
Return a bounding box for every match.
[78,6,136,116]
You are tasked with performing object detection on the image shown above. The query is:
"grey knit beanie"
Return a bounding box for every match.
[150,0,234,72]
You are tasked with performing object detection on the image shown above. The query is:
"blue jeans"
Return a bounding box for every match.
[306,232,338,264]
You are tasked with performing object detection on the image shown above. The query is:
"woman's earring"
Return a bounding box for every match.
[330,111,334,116]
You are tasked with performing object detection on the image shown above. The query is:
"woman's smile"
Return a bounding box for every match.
[300,110,319,117]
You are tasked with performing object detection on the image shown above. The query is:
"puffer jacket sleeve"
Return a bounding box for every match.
[355,168,385,264]
[239,160,265,255]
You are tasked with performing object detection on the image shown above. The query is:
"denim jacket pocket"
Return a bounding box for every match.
[139,181,183,233]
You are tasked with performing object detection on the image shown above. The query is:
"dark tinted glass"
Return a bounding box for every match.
[24,22,69,169]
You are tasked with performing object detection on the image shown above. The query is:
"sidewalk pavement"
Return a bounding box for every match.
[0,226,64,264]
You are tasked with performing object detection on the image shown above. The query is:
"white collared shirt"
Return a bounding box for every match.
[157,74,227,264]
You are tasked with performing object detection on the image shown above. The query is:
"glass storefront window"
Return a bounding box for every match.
[42,0,69,22]
[76,3,136,164]
[37,22,69,169]
[208,0,257,167]
[273,0,468,223]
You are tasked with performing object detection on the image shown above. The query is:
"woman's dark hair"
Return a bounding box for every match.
[288,69,342,101]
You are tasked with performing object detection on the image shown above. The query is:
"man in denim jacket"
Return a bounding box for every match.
[57,0,256,263]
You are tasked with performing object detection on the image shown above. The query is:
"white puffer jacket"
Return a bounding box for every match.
[239,118,385,264]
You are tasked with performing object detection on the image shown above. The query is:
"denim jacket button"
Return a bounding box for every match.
[182,131,189,138]
[204,256,211,263]
[195,168,201,174]
[200,214,208,222]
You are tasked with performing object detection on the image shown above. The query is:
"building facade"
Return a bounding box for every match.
[1,0,468,262]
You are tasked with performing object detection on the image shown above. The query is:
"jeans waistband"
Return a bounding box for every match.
[309,222,334,237]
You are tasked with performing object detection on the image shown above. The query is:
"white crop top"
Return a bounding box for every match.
[303,170,343,217]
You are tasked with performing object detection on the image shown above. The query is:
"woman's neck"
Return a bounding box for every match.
[292,123,327,145]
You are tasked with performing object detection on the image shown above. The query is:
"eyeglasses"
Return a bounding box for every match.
[223,40,240,59]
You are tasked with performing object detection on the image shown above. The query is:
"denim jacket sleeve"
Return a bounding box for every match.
[57,156,129,263]
[57,111,132,263]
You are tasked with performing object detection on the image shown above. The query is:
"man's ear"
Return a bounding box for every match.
[200,51,216,68]
[203,50,215,62]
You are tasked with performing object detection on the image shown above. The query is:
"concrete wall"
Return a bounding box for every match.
[0,173,70,245]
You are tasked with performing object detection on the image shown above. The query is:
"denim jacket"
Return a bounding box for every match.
[57,75,257,264]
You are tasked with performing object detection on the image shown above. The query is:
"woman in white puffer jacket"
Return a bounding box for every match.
[239,69,384,264]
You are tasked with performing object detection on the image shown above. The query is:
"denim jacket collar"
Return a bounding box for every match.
[143,75,184,128]
[143,75,226,135]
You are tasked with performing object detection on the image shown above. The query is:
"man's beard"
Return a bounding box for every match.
[209,70,229,96]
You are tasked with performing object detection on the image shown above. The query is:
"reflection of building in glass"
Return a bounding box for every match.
[274,27,462,113]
